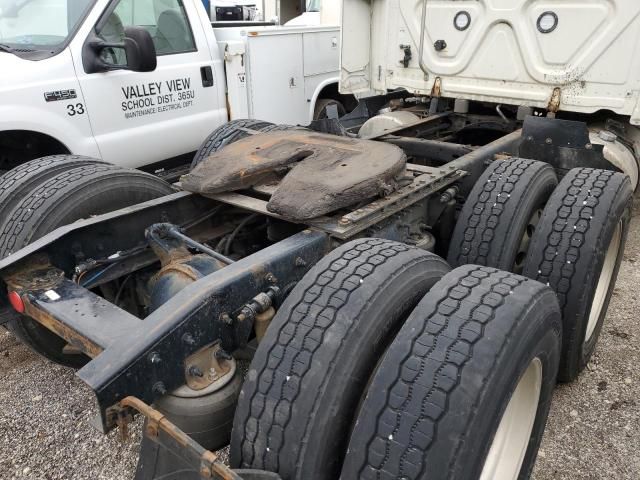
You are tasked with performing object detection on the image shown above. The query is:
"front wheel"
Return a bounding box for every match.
[341,265,562,480]
[314,98,346,120]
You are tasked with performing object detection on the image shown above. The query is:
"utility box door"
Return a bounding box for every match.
[303,30,340,76]
[246,32,307,124]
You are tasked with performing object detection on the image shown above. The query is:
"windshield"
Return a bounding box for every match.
[306,0,320,13]
[0,0,94,51]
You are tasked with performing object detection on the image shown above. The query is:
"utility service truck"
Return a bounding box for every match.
[0,0,639,480]
[0,0,347,174]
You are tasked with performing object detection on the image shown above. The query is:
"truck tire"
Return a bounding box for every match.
[447,158,557,273]
[191,119,274,169]
[341,265,562,480]
[0,155,107,227]
[523,168,632,382]
[259,124,307,133]
[0,164,175,367]
[230,238,451,480]
[314,98,346,120]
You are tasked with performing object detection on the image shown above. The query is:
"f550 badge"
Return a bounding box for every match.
[44,89,77,102]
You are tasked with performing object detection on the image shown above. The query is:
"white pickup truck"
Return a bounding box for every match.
[0,0,347,172]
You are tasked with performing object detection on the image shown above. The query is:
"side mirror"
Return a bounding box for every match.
[122,26,157,72]
[83,26,157,74]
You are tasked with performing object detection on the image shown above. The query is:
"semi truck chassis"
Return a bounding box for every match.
[0,93,634,480]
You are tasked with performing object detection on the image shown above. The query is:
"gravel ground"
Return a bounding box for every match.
[1,208,639,480]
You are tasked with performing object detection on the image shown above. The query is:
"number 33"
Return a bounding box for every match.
[67,103,85,116]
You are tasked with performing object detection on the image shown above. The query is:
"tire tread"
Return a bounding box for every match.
[523,167,633,380]
[0,164,168,258]
[232,239,450,478]
[0,155,106,227]
[342,265,561,480]
[448,158,556,270]
[191,119,273,168]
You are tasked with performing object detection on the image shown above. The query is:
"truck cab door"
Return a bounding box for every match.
[71,0,226,168]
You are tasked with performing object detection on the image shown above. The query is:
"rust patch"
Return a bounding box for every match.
[547,87,562,113]
[3,257,64,292]
[431,77,442,97]
[23,296,103,358]
[249,263,267,280]
[184,342,233,391]
[117,397,241,479]
[254,306,275,342]
[152,261,201,285]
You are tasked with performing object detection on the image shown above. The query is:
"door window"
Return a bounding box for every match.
[96,0,195,62]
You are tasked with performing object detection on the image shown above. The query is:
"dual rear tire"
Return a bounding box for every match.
[231,239,451,479]
[341,266,561,480]
[447,158,557,273]
[231,239,563,480]
[522,168,632,381]
[0,156,174,367]
[232,160,630,479]
[0,154,108,227]
[448,160,632,382]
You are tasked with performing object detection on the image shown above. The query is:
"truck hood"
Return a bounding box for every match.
[0,49,76,90]
[0,51,34,87]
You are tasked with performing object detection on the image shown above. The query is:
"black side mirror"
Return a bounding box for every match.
[83,26,157,74]
[122,26,157,72]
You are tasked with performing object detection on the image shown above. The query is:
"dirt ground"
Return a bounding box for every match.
[1,211,639,480]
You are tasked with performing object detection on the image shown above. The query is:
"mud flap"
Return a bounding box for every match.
[518,116,619,177]
[135,429,282,480]
[135,432,201,480]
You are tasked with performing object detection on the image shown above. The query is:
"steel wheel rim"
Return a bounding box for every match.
[585,221,623,342]
[480,358,543,480]
[514,208,543,274]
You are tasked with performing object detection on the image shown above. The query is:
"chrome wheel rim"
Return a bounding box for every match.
[585,221,623,343]
[480,358,543,480]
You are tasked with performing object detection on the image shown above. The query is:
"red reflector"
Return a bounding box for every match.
[8,291,25,314]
